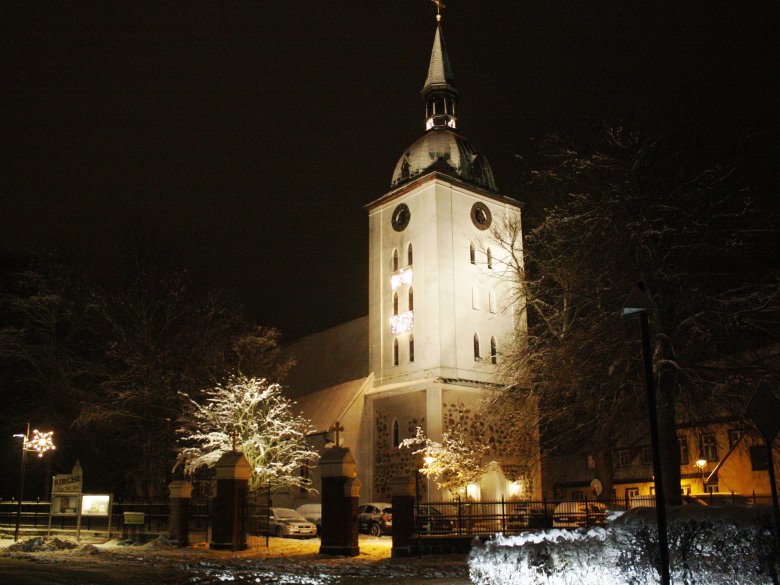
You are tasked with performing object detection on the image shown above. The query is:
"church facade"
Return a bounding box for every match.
[278,13,538,507]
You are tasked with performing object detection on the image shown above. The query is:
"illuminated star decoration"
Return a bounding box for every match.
[26,430,56,457]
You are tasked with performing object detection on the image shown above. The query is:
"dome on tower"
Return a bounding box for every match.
[391,128,497,191]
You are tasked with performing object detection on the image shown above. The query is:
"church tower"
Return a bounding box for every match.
[364,7,528,500]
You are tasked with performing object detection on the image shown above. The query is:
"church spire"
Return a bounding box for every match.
[422,2,458,131]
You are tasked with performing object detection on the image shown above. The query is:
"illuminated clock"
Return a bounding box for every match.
[471,202,492,230]
[391,203,411,232]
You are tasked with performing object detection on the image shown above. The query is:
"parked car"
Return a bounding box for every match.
[552,501,607,528]
[506,503,556,529]
[296,503,322,532]
[414,505,453,534]
[357,502,393,536]
[269,507,317,538]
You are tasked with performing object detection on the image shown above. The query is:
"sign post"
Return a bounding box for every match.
[48,461,83,536]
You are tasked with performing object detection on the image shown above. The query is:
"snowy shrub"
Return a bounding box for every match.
[469,505,778,585]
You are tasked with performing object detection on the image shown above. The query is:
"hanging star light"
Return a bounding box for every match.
[26,430,56,457]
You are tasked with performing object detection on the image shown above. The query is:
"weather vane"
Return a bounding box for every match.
[431,0,446,21]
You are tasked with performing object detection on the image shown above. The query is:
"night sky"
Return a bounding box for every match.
[3,2,778,340]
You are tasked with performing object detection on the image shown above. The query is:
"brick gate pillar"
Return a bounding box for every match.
[210,452,250,551]
[168,480,192,547]
[390,475,416,558]
[319,447,360,556]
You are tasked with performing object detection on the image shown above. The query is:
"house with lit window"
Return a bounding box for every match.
[273,12,540,508]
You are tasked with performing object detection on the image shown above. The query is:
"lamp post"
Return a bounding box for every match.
[13,424,56,542]
[622,283,671,585]
[423,456,435,502]
[695,458,707,494]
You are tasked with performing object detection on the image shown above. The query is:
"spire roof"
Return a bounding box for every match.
[422,23,457,95]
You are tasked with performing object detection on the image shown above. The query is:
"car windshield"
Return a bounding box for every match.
[274,508,304,520]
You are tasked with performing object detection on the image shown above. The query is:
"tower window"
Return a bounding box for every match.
[401,158,410,181]
[487,247,493,269]
[469,242,476,264]
[489,289,497,313]
[490,336,497,364]
[409,335,415,363]
[407,243,413,266]
[392,249,399,272]
[472,286,480,310]
[408,287,414,311]
[393,292,399,316]
[392,419,400,448]
[473,333,481,361]
[393,338,399,366]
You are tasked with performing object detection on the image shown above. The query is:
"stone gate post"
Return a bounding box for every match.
[168,479,192,547]
[210,451,250,551]
[390,475,416,557]
[319,446,360,556]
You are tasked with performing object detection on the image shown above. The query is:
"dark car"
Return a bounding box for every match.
[414,505,453,534]
[358,502,393,536]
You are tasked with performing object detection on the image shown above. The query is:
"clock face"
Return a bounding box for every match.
[471,202,492,230]
[391,203,411,232]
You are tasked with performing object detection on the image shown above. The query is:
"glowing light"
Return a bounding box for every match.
[26,430,56,458]
[447,119,456,129]
[467,483,481,500]
[695,458,707,469]
[423,455,435,466]
[508,481,522,496]
[390,268,413,290]
[426,118,434,130]
[390,311,414,335]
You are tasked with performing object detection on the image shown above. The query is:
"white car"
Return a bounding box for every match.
[269,507,317,538]
[552,501,607,528]
[296,503,322,532]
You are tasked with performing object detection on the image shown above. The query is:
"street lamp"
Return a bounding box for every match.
[695,458,707,493]
[622,282,671,585]
[14,424,56,541]
[423,456,435,502]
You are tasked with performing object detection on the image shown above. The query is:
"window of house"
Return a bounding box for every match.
[728,429,743,448]
[473,333,481,361]
[586,454,596,470]
[486,247,493,269]
[393,292,399,316]
[641,446,653,465]
[678,434,689,465]
[393,338,399,366]
[700,433,718,462]
[408,287,414,311]
[469,242,476,264]
[472,286,480,310]
[392,419,400,448]
[750,445,769,471]
[407,243,413,265]
[626,487,639,499]
[490,336,497,364]
[392,249,399,272]
[489,289,497,313]
[617,449,631,467]
[409,335,415,363]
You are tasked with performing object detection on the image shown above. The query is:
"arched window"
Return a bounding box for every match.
[489,289,497,313]
[407,243,413,266]
[487,247,493,269]
[408,287,414,311]
[472,286,480,310]
[393,338,399,366]
[490,336,498,364]
[409,335,415,363]
[393,292,399,316]
[469,242,476,264]
[473,333,481,361]
[392,419,400,447]
[392,249,399,272]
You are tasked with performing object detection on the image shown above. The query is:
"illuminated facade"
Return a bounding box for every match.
[278,12,537,507]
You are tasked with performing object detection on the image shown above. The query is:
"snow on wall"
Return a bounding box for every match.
[469,505,777,585]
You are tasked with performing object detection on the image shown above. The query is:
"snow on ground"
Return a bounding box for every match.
[0,533,470,584]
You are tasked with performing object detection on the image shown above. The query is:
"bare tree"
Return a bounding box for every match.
[492,125,779,502]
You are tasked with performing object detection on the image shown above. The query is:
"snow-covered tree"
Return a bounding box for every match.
[176,375,319,492]
[401,427,492,495]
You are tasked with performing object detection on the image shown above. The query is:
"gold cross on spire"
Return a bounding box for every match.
[431,0,446,21]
